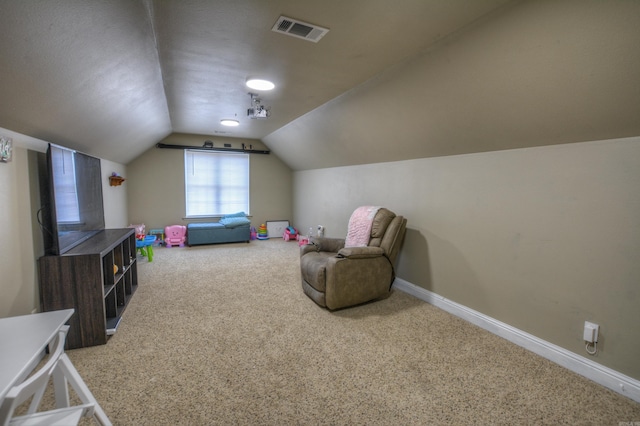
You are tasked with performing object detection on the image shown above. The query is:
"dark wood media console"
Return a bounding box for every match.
[38,228,138,349]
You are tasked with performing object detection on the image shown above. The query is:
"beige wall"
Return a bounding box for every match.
[126,133,292,231]
[0,145,39,317]
[1,129,49,317]
[101,159,129,228]
[293,136,640,380]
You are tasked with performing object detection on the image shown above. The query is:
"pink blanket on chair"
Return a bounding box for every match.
[345,206,381,247]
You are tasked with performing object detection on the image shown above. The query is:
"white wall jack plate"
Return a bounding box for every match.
[583,321,599,343]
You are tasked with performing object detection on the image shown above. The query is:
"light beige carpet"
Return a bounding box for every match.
[60,239,639,425]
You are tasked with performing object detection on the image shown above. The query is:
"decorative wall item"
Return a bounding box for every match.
[0,136,13,163]
[109,172,126,186]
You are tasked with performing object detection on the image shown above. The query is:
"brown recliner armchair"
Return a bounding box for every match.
[300,207,407,310]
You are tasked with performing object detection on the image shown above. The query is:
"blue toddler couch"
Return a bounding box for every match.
[187,212,251,246]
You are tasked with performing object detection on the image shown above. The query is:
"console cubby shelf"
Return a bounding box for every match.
[38,228,138,349]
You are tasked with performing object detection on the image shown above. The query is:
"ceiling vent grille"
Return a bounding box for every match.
[271,16,329,43]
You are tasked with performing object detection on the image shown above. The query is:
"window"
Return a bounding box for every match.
[185,150,249,217]
[51,148,80,223]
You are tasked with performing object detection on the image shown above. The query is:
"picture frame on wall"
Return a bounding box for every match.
[0,136,12,163]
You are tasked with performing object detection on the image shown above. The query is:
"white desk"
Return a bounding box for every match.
[0,309,111,425]
[0,309,74,401]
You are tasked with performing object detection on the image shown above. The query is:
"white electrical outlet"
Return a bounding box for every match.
[583,321,599,343]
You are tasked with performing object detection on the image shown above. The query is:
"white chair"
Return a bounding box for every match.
[0,326,108,425]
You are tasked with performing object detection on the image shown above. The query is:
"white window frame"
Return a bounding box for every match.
[184,150,250,217]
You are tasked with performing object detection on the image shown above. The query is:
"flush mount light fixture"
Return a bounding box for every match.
[220,119,239,127]
[246,79,275,91]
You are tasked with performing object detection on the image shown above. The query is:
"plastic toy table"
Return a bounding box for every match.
[136,235,157,262]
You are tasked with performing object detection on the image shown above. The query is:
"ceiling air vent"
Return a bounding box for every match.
[271,16,329,43]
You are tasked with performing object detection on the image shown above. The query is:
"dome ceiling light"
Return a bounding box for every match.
[220,119,239,127]
[246,79,275,91]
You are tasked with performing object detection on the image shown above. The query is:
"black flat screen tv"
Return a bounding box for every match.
[40,143,105,255]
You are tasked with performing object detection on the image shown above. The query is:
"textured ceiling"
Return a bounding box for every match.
[264,0,640,170]
[0,0,511,164]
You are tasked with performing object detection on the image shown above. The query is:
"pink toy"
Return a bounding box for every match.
[164,225,187,247]
[283,226,299,242]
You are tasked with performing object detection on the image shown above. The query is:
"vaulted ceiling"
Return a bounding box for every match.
[0,0,511,164]
[1,1,639,169]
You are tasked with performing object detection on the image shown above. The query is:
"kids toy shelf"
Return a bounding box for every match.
[38,228,138,349]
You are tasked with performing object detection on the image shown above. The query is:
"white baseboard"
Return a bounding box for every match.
[393,278,640,403]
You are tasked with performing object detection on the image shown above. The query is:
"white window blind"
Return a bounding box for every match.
[51,148,80,223]
[185,150,249,217]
